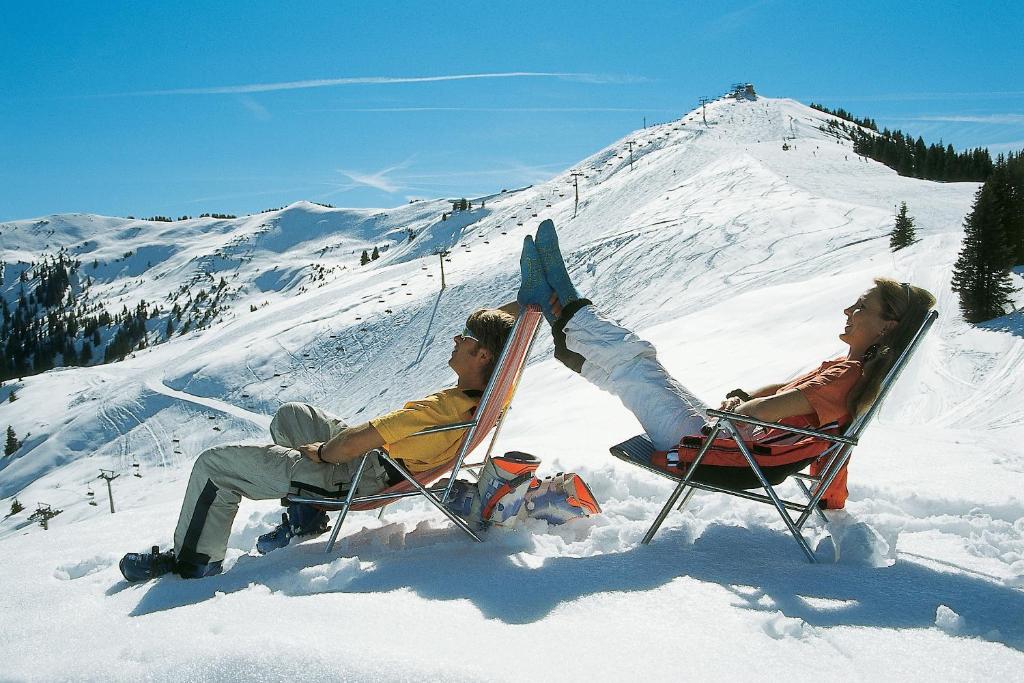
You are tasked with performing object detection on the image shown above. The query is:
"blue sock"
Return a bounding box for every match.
[518,235,555,324]
[534,219,580,307]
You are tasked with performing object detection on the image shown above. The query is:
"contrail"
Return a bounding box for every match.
[123,72,638,96]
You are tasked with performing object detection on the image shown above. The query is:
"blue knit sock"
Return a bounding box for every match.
[518,235,555,323]
[534,219,581,308]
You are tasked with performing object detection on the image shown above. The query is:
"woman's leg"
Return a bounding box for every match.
[561,305,708,450]
[523,219,707,449]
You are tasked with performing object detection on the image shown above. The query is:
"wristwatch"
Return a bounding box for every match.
[725,388,752,401]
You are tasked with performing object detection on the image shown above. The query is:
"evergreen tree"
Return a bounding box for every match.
[371,246,380,261]
[951,184,1015,323]
[360,250,370,266]
[889,202,917,251]
[997,151,1024,265]
[166,318,175,337]
[79,340,92,365]
[5,425,20,456]
[8,390,16,402]
[9,498,23,515]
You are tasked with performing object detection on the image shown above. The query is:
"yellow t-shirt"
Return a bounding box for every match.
[369,388,481,473]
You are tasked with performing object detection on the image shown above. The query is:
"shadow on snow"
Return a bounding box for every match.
[124,520,1024,651]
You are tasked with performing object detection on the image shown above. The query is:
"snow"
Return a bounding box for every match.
[1,95,1023,680]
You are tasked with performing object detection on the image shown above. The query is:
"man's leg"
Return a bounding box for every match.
[268,401,390,497]
[560,304,708,451]
[269,402,345,448]
[173,443,371,565]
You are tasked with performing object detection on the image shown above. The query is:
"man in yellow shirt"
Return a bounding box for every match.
[120,307,515,582]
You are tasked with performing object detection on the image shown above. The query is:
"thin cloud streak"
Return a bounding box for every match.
[804,91,1024,103]
[401,162,571,180]
[238,96,272,121]
[890,114,1024,125]
[707,0,775,35]
[319,159,571,200]
[986,140,1024,154]
[338,160,416,194]
[121,72,643,96]
[308,106,673,113]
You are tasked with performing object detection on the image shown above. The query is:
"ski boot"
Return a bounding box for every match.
[120,546,223,582]
[256,502,330,554]
[119,545,179,582]
[175,558,223,579]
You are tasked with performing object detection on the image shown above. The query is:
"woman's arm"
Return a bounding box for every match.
[734,388,814,423]
[748,383,785,398]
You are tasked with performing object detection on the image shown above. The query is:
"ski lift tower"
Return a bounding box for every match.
[437,249,450,290]
[29,503,62,530]
[570,170,586,216]
[98,469,120,514]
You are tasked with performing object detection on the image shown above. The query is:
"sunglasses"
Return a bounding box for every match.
[457,326,480,343]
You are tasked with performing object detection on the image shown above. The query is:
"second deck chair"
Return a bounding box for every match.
[610,310,938,562]
[287,304,543,551]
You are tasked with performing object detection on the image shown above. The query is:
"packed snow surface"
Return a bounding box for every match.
[2,96,1022,681]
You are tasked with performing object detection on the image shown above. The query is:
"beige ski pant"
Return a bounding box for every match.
[173,402,389,564]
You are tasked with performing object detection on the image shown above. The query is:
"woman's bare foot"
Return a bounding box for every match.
[550,291,563,320]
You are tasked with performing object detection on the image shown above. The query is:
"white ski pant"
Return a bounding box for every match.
[563,306,709,451]
[173,402,389,564]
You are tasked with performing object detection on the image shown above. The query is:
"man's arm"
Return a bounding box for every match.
[498,300,520,317]
[301,422,386,465]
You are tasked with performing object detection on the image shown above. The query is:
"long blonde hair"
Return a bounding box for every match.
[847,278,936,417]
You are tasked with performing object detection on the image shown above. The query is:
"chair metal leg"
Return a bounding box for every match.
[642,424,721,545]
[725,421,816,563]
[324,454,368,553]
[795,445,853,528]
[675,486,698,512]
[795,478,829,527]
[379,453,483,542]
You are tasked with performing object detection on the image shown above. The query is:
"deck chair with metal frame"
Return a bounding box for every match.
[610,310,938,563]
[287,304,543,552]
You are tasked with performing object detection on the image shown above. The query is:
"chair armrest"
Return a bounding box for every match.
[407,420,476,437]
[704,409,858,446]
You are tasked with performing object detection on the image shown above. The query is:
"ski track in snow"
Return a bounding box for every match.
[1,95,1023,679]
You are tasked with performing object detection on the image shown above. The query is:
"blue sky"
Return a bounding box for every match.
[2,1,1022,222]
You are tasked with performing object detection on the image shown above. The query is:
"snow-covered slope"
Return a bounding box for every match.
[1,95,1022,680]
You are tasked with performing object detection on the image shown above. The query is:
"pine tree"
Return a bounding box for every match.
[997,151,1024,265]
[79,340,92,365]
[371,246,380,261]
[5,425,20,456]
[8,390,16,402]
[889,202,917,251]
[951,184,1015,323]
[360,250,370,266]
[9,498,23,515]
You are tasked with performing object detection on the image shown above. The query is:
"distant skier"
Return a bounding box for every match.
[517,219,935,507]
[120,307,515,582]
